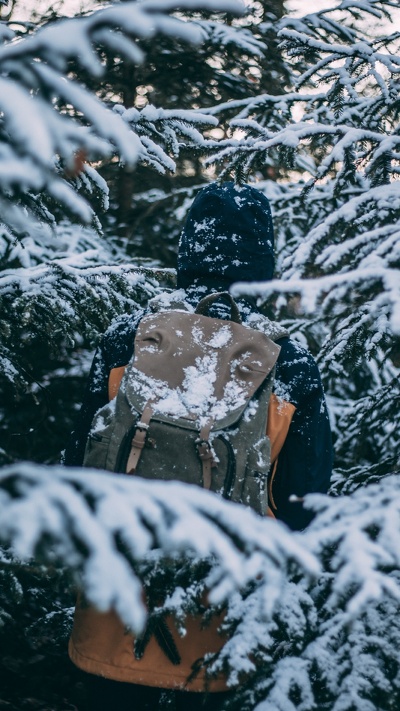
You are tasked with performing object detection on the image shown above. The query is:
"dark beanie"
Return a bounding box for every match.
[177,181,274,293]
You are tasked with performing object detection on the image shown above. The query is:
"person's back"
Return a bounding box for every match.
[175,181,332,529]
[65,180,333,710]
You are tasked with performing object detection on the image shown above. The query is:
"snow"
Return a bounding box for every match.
[1,0,400,704]
[0,78,54,162]
[0,462,318,634]
[0,0,234,236]
[232,266,400,336]
[208,324,232,348]
[0,459,381,701]
[304,476,400,618]
[195,19,266,57]
[127,344,250,422]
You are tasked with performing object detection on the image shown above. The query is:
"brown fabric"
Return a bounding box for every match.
[266,394,296,512]
[108,365,126,401]
[69,604,229,691]
[197,420,216,489]
[133,310,279,405]
[126,402,154,474]
[267,394,296,464]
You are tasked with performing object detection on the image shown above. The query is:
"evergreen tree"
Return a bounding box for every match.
[207,0,400,481]
[1,1,400,710]
[0,0,238,465]
[84,0,289,263]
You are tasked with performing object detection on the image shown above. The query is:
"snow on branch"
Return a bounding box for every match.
[279,28,400,73]
[201,91,328,119]
[231,184,400,335]
[117,104,218,174]
[206,1,399,179]
[304,474,400,618]
[211,473,400,706]
[0,1,245,70]
[0,0,242,234]
[0,254,165,387]
[206,119,400,181]
[2,464,400,631]
[208,2,399,362]
[0,462,318,633]
[3,468,400,704]
[232,267,400,335]
[194,19,266,57]
[288,183,400,273]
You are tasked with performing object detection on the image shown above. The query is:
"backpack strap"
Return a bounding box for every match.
[126,401,154,474]
[195,420,217,489]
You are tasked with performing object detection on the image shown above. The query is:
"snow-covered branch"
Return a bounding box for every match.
[3,463,400,707]
[0,1,244,69]
[0,0,243,234]
[118,104,218,174]
[232,179,400,335]
[206,119,400,181]
[0,252,166,388]
[2,462,400,649]
[305,474,400,617]
[0,462,318,633]
[232,265,399,332]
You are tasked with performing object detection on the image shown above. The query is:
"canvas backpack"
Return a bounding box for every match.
[83,292,287,516]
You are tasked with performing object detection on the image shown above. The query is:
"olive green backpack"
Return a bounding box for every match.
[83,292,287,516]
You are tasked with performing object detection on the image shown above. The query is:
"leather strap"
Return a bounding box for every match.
[196,421,216,490]
[126,402,154,475]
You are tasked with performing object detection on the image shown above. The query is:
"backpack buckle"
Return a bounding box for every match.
[195,438,216,490]
[195,438,215,463]
[136,422,149,432]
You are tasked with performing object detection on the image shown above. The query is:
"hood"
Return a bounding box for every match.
[177,181,274,295]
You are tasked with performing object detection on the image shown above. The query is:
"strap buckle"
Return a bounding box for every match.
[195,438,215,464]
[136,422,149,432]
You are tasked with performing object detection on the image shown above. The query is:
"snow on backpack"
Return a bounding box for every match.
[83,292,286,515]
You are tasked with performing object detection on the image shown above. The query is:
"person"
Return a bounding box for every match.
[65,181,333,711]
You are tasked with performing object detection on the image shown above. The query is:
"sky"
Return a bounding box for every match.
[7,0,396,38]
[9,0,334,21]
[7,0,92,20]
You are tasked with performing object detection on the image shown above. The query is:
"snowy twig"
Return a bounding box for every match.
[0,463,318,632]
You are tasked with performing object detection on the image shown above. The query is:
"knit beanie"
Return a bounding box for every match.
[177,181,275,294]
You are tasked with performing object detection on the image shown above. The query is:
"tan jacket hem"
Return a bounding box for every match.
[68,605,228,692]
[68,622,229,692]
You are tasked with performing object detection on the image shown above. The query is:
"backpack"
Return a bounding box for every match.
[83,292,287,516]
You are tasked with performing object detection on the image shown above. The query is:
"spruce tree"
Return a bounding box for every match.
[208,0,400,483]
[0,0,237,465]
[1,2,400,710]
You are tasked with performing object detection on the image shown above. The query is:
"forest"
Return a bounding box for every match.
[0,0,399,708]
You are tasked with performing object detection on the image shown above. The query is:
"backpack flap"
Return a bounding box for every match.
[126,310,279,424]
[120,309,280,513]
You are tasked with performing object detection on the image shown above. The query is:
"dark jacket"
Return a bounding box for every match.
[65,181,332,531]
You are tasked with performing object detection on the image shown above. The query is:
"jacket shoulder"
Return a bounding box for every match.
[274,337,323,408]
[101,311,145,370]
